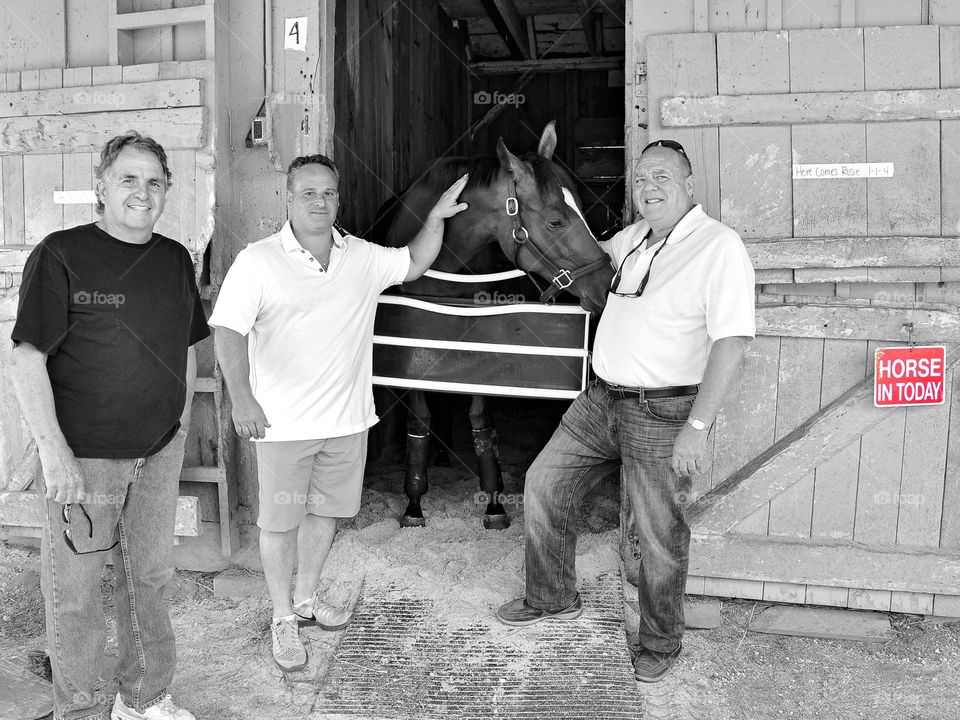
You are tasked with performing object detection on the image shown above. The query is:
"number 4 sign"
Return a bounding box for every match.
[874,345,946,407]
[285,17,308,51]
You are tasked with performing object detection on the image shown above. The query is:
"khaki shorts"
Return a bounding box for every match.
[254,432,368,531]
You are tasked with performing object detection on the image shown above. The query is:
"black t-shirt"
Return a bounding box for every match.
[12,223,210,458]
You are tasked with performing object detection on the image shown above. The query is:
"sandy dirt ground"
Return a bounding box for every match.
[2,398,960,720]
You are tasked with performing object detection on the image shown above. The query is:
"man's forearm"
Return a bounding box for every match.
[689,336,751,427]
[404,216,445,282]
[9,343,69,451]
[214,327,255,402]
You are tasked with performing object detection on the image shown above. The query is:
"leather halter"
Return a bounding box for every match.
[505,179,611,304]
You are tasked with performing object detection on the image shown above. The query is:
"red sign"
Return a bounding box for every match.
[874,346,946,407]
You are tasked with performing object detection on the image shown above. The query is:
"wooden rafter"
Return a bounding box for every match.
[687,344,960,534]
[577,0,598,56]
[480,0,530,60]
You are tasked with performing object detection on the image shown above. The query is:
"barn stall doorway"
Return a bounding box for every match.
[331,1,626,464]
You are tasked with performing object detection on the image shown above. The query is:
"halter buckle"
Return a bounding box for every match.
[512,226,528,243]
[552,269,573,289]
[505,197,519,216]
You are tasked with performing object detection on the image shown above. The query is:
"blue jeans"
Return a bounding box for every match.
[38,429,187,720]
[523,382,694,653]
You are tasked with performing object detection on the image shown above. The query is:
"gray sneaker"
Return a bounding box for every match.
[293,597,353,631]
[271,616,307,672]
[111,693,196,720]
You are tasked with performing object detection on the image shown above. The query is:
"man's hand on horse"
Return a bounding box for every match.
[232,395,271,440]
[428,174,470,220]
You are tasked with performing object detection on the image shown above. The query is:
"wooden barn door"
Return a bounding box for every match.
[634,21,960,616]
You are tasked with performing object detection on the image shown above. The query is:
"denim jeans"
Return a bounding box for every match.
[38,429,187,720]
[523,382,694,653]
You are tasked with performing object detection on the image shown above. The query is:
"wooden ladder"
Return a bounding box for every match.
[181,368,233,556]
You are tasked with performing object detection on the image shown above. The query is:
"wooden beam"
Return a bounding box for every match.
[756,304,960,342]
[0,491,201,536]
[662,88,960,127]
[0,79,203,118]
[479,0,530,60]
[691,533,960,596]
[577,1,598,56]
[688,344,960,534]
[747,236,960,270]
[472,56,621,74]
[0,107,205,155]
[7,441,39,492]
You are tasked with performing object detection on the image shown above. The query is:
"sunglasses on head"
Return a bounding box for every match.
[642,139,689,158]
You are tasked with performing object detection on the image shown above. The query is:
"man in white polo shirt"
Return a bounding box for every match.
[496,139,755,683]
[209,154,467,672]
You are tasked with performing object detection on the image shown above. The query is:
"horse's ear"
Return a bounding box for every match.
[537,121,557,160]
[497,137,534,185]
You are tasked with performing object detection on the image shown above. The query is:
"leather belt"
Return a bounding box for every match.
[596,378,699,400]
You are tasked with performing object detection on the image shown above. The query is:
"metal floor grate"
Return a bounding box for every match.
[313,571,641,719]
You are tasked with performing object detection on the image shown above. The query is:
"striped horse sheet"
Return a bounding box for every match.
[372,291,590,400]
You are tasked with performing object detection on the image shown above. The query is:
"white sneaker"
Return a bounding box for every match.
[271,616,307,672]
[293,596,353,631]
[111,693,196,720]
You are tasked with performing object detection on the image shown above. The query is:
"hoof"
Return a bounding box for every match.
[483,513,510,530]
[400,514,426,528]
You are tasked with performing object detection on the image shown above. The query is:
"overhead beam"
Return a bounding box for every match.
[472,57,621,75]
[480,0,530,60]
[687,344,960,534]
[577,1,598,56]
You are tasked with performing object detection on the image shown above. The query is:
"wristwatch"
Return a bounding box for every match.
[686,417,707,431]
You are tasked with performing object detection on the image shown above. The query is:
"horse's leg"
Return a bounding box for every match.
[470,395,510,530]
[401,390,430,527]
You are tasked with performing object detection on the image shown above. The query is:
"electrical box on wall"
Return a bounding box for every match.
[245,101,268,148]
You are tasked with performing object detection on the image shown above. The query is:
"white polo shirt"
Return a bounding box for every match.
[208,222,410,441]
[593,204,755,388]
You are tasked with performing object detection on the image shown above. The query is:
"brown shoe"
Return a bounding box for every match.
[496,596,583,626]
[633,643,682,683]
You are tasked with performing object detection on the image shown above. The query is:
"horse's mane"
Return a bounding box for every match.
[416,153,567,203]
[368,151,572,247]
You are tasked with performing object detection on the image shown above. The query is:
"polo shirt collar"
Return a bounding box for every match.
[279,221,347,254]
[660,204,705,246]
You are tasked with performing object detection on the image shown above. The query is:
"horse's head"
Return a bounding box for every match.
[494,122,614,314]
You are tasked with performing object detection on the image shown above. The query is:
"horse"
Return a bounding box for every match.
[371,121,614,530]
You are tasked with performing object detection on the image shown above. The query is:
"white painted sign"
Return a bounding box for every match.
[53,190,97,204]
[284,17,308,51]
[793,163,894,179]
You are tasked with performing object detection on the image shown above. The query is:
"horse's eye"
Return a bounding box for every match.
[546,219,565,229]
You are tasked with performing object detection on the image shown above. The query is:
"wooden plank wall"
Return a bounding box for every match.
[634,0,960,613]
[334,0,470,240]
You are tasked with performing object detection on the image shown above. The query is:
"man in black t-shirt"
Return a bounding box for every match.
[10,133,207,720]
